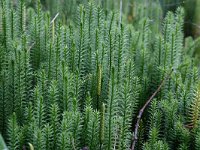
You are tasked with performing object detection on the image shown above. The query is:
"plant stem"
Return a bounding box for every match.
[130,69,173,150]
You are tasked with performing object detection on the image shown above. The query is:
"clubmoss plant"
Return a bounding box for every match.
[0,0,200,150]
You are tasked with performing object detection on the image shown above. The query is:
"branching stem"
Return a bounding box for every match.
[130,69,173,150]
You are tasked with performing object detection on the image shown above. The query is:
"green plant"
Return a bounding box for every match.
[0,0,200,150]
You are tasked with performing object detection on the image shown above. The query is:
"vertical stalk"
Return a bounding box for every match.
[11,59,15,113]
[17,50,22,123]
[55,22,61,80]
[97,65,102,110]
[48,43,52,79]
[11,9,14,40]
[20,0,24,33]
[108,67,115,150]
[1,72,6,136]
[109,13,114,76]
[100,103,105,150]
[2,0,7,49]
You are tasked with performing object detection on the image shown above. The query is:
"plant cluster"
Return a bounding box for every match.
[0,0,200,150]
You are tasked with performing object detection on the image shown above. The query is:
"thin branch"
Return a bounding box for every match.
[50,13,59,24]
[130,69,174,150]
[119,0,123,28]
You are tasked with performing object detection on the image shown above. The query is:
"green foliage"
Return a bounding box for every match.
[188,84,200,129]
[7,113,19,150]
[0,0,200,150]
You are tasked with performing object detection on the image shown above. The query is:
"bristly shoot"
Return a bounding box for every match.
[0,0,200,150]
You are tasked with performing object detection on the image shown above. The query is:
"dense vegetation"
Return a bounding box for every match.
[1,0,200,150]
